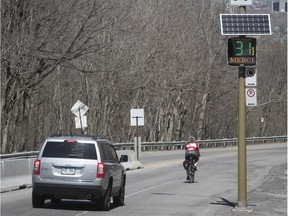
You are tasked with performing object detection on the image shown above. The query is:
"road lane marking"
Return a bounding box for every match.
[125,179,178,198]
[75,211,89,216]
[144,159,183,169]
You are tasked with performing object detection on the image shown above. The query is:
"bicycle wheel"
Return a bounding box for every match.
[188,162,195,183]
[189,170,194,183]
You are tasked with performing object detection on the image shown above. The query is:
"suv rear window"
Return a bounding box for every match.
[42,141,97,159]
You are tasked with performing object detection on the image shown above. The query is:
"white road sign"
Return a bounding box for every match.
[71,100,89,116]
[75,116,88,129]
[245,68,257,87]
[130,109,144,126]
[246,88,257,106]
[230,0,252,5]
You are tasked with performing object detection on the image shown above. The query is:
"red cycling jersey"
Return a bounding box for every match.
[185,142,201,156]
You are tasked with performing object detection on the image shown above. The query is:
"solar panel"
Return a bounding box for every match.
[220,14,271,35]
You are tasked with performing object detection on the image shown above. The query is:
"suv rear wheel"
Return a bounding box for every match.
[114,178,126,206]
[32,190,45,208]
[100,182,112,211]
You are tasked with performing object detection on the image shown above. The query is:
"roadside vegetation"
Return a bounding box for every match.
[1,0,287,153]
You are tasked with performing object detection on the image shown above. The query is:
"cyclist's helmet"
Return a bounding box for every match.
[189,136,195,141]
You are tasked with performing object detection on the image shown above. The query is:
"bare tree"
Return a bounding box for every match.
[1,0,133,152]
[1,0,286,153]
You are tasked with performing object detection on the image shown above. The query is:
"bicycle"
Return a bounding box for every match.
[183,157,196,183]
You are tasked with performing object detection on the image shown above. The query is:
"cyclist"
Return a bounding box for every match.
[185,136,201,170]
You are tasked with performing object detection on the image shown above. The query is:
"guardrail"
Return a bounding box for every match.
[114,136,287,151]
[1,136,287,159]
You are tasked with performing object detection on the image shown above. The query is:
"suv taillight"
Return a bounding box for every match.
[33,159,41,175]
[96,163,104,178]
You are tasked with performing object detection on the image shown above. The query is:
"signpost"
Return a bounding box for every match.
[71,100,89,134]
[130,109,144,160]
[220,2,271,212]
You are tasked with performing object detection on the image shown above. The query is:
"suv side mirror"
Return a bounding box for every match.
[120,155,128,162]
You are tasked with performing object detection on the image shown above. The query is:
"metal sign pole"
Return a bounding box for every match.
[136,117,139,160]
[221,2,270,212]
[131,109,144,160]
[236,5,250,212]
[238,66,247,209]
[132,116,141,160]
[78,109,84,134]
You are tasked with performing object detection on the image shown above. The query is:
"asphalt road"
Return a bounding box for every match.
[1,143,287,216]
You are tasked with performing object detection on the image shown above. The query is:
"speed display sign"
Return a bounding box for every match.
[228,37,256,66]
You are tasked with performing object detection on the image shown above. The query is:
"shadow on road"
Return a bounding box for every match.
[183,181,198,184]
[42,200,120,211]
[210,197,237,207]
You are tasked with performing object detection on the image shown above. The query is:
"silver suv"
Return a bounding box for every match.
[32,135,128,211]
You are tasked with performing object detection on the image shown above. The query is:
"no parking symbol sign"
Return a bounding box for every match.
[246,88,257,106]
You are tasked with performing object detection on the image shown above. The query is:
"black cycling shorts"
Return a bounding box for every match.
[185,150,199,162]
